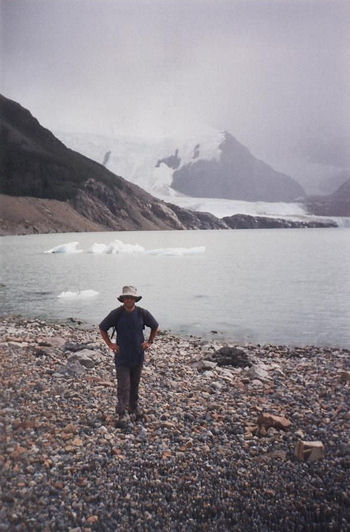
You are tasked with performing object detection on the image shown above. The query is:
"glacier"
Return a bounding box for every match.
[156,195,307,219]
[55,129,307,217]
[55,129,348,225]
[56,128,223,198]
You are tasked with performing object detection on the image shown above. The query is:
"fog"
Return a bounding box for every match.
[2,0,349,191]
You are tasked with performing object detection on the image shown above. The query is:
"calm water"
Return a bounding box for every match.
[1,228,349,347]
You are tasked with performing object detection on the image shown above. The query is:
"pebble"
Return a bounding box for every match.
[0,315,349,531]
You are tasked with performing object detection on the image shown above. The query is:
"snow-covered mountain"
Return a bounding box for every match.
[55,129,224,196]
[171,131,305,202]
[55,129,307,218]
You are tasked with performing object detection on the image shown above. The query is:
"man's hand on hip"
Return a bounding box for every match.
[109,343,120,353]
[142,341,152,350]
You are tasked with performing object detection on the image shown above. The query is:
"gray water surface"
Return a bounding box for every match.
[1,228,349,347]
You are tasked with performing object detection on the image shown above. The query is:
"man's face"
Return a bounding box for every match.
[123,296,137,311]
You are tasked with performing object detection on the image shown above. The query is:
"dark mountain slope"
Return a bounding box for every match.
[0,94,226,231]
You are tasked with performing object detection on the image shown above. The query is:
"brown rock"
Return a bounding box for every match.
[96,380,114,387]
[86,516,99,524]
[162,450,172,459]
[296,440,325,462]
[62,424,78,434]
[65,445,75,452]
[179,440,193,451]
[340,371,350,385]
[258,413,291,431]
[61,433,74,441]
[259,450,287,461]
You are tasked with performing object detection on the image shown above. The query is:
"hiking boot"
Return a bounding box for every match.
[115,413,129,429]
[129,408,145,422]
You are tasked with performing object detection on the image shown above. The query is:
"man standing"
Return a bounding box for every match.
[99,285,159,428]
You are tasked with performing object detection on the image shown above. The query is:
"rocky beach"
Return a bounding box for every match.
[0,315,349,531]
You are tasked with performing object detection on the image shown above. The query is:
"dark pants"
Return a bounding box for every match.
[116,365,143,416]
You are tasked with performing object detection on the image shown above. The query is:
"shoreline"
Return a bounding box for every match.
[0,193,345,237]
[0,218,344,237]
[1,315,349,530]
[1,313,349,351]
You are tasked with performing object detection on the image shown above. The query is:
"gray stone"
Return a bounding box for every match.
[251,379,264,387]
[197,360,217,372]
[67,349,98,368]
[65,342,92,352]
[38,336,66,348]
[247,364,270,381]
[57,361,86,377]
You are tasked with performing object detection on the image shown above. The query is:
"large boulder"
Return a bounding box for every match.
[210,346,252,368]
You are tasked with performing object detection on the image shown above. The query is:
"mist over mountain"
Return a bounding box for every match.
[3,0,348,203]
[300,136,350,169]
[319,171,350,195]
[307,178,350,217]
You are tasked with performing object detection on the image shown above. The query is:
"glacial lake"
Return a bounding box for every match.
[1,228,350,348]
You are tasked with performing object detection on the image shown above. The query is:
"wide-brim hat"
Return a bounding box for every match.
[118,285,142,302]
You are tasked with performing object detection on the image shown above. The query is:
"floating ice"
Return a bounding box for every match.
[57,289,99,299]
[89,239,145,254]
[45,242,83,254]
[45,240,206,256]
[147,246,206,256]
[89,240,203,255]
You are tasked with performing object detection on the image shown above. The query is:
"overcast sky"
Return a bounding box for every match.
[2,0,349,183]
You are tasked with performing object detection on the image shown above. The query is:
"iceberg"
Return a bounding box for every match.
[147,246,206,256]
[45,242,83,254]
[89,239,145,254]
[57,289,99,299]
[89,240,204,256]
[44,239,206,256]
